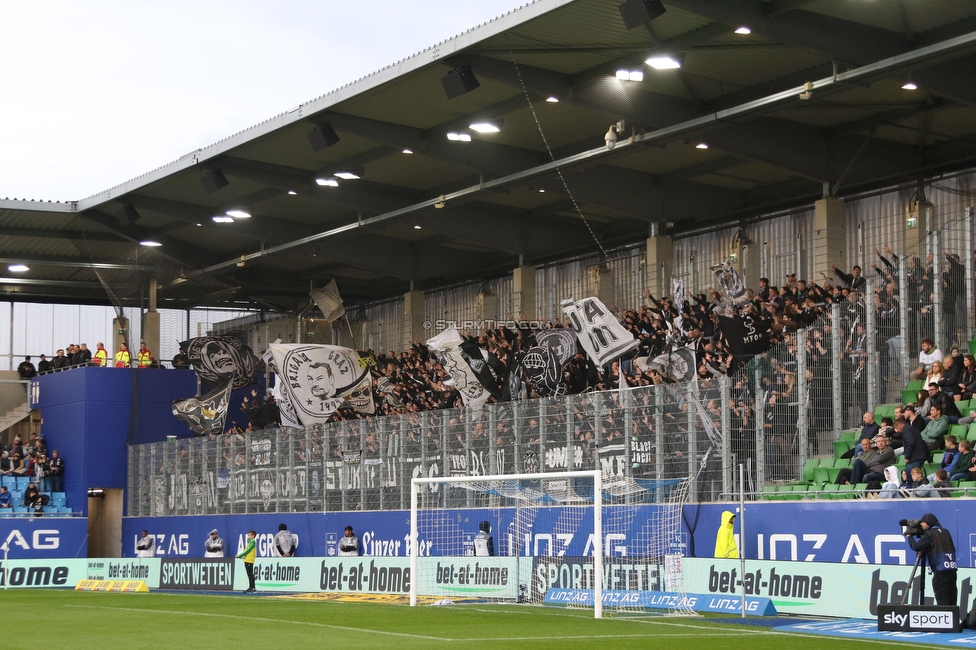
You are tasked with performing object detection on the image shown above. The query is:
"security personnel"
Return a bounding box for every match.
[338,526,360,556]
[905,512,957,606]
[474,521,495,557]
[137,341,153,368]
[93,342,108,367]
[205,529,225,558]
[135,530,155,558]
[115,343,131,368]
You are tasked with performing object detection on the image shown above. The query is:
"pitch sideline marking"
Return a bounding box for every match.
[65,605,451,641]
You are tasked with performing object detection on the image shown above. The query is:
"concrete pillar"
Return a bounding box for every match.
[112,317,130,361]
[144,277,160,364]
[404,289,426,346]
[813,198,846,280]
[905,200,933,258]
[588,263,615,307]
[513,266,536,320]
[645,236,674,299]
[476,290,499,323]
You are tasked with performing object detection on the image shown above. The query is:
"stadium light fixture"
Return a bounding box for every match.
[8,264,29,273]
[287,190,298,195]
[545,96,559,103]
[616,69,644,81]
[902,77,918,90]
[212,215,235,223]
[646,54,682,70]
[695,142,709,149]
[315,178,339,187]
[469,120,502,133]
[118,203,141,223]
[402,148,414,154]
[333,169,363,180]
[446,132,472,142]
[735,26,751,35]
[139,240,163,247]
[226,210,251,219]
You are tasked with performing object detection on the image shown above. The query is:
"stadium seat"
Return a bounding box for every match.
[0,509,11,517]
[52,492,66,508]
[959,481,976,497]
[0,475,14,489]
[802,459,819,482]
[11,490,23,505]
[761,485,779,501]
[833,440,853,458]
[933,452,945,466]
[779,485,803,501]
[968,423,976,442]
[821,483,840,499]
[957,400,971,413]
[839,430,858,443]
[837,484,857,500]
[15,477,29,491]
[950,424,968,441]
[968,340,976,357]
[12,506,28,514]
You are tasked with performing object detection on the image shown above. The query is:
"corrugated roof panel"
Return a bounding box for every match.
[805,0,976,34]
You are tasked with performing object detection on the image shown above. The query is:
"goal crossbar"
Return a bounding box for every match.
[410,470,604,617]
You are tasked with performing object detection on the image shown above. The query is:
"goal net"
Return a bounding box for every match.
[409,470,698,618]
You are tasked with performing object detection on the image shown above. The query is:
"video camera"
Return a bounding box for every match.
[900,518,925,536]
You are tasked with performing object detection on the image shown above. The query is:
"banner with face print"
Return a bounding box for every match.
[268,344,371,425]
[426,326,490,408]
[182,334,257,389]
[172,379,234,436]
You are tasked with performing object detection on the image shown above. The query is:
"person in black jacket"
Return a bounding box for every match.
[905,512,957,606]
[895,417,929,474]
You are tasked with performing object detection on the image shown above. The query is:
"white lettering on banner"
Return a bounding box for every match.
[874,535,907,565]
[361,531,402,557]
[842,535,870,563]
[3,530,60,551]
[911,611,954,629]
[769,534,796,561]
[582,533,629,557]
[802,534,826,562]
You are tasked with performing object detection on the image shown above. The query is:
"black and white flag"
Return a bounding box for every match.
[172,379,233,436]
[717,316,770,359]
[427,326,490,408]
[534,329,578,365]
[268,343,372,424]
[560,296,638,366]
[310,279,345,322]
[521,346,566,398]
[711,260,750,312]
[671,278,685,335]
[637,346,697,383]
[182,334,257,389]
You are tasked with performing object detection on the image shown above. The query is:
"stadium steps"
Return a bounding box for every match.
[0,379,30,433]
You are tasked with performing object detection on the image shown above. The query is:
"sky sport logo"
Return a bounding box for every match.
[425,319,548,331]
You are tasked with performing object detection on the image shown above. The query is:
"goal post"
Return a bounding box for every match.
[409,469,698,617]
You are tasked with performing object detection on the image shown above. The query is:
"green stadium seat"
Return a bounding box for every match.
[821,483,840,499]
[933,452,945,466]
[902,390,919,405]
[837,484,857,500]
[968,340,976,357]
[959,481,976,497]
[957,400,971,413]
[907,380,924,392]
[967,423,976,442]
[802,459,819,482]
[762,485,779,501]
[780,485,804,501]
[833,440,853,458]
[950,424,968,442]
[839,431,858,443]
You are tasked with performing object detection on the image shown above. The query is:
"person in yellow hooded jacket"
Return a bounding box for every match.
[714,510,738,559]
[237,530,257,593]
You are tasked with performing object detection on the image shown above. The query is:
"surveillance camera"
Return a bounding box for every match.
[798,81,814,100]
[605,126,618,149]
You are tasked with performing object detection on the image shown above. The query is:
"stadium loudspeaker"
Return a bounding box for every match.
[441,65,480,100]
[118,203,141,223]
[307,123,340,152]
[618,0,666,30]
[200,168,229,194]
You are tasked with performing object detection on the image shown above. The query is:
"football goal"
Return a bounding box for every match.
[409,470,696,618]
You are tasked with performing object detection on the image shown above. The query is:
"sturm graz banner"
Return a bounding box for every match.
[534,329,578,365]
[521,346,565,398]
[427,326,490,408]
[182,334,257,389]
[560,297,638,366]
[268,344,372,425]
[717,316,770,359]
[637,347,697,383]
[172,379,234,436]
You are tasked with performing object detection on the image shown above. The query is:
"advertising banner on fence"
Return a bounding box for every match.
[86,558,159,587]
[161,558,235,591]
[684,558,976,619]
[419,557,523,600]
[0,558,88,588]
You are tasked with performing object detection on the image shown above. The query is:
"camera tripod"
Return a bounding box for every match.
[901,551,927,605]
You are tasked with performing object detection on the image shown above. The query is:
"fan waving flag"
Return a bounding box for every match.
[268,343,372,425]
[310,279,345,322]
[182,334,257,389]
[427,326,491,408]
[560,297,638,366]
[172,379,233,436]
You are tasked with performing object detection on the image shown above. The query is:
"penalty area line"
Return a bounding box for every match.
[64,605,453,641]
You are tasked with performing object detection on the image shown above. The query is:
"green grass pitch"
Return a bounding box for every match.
[0,590,913,649]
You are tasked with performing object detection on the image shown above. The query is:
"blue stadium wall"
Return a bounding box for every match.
[29,367,198,517]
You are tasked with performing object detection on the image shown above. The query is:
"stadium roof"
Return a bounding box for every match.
[5,0,976,310]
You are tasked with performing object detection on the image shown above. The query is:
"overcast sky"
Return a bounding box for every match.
[0,0,527,202]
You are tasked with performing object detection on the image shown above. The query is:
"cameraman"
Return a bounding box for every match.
[905,512,958,606]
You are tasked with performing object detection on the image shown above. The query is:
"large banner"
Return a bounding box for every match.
[183,334,257,389]
[172,379,233,436]
[427,327,490,408]
[268,343,373,424]
[0,558,88,588]
[561,297,637,366]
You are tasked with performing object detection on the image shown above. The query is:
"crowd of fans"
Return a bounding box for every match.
[0,433,64,512]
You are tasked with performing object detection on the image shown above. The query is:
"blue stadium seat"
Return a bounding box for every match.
[11,490,23,505]
[12,506,28,514]
[14,476,29,491]
[0,508,12,516]
[52,492,66,508]
[0,475,14,489]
